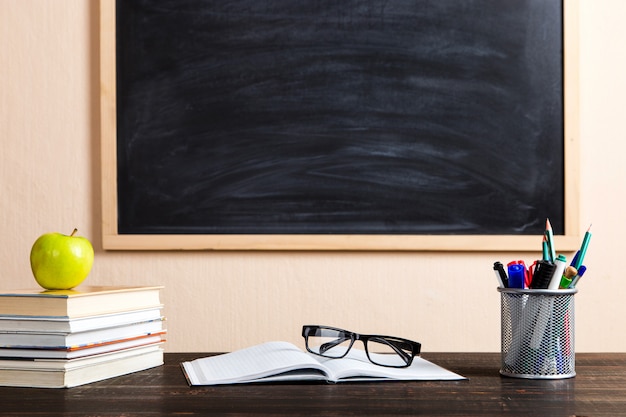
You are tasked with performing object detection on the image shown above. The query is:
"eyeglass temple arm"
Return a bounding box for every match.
[378,339,415,363]
[318,336,351,355]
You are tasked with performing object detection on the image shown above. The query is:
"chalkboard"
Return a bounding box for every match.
[100,0,580,250]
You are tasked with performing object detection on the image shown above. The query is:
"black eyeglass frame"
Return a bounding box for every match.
[302,325,421,368]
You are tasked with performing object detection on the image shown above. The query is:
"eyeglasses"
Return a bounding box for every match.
[302,325,421,368]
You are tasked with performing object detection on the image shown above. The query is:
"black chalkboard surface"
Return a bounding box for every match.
[110,0,573,247]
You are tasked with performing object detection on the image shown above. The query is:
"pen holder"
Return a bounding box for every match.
[498,288,577,379]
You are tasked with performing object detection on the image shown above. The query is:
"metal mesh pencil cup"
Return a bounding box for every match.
[498,288,577,379]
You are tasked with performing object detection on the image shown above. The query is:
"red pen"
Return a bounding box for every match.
[520,261,532,288]
[529,260,539,287]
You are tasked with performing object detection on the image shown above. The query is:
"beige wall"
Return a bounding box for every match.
[1,0,624,353]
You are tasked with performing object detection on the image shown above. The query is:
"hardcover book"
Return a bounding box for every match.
[0,344,164,388]
[0,286,163,318]
[0,306,163,333]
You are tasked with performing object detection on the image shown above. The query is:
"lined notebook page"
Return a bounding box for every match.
[316,349,466,381]
[183,341,326,385]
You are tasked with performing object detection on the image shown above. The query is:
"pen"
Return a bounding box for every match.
[513,260,532,288]
[493,262,508,288]
[573,224,592,270]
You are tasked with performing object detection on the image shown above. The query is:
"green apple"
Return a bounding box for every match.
[30,229,94,290]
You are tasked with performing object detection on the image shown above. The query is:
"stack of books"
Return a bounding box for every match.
[0,286,166,388]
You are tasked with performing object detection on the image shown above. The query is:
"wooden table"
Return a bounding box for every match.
[1,352,625,416]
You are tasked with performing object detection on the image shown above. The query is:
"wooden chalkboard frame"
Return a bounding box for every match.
[100,0,580,251]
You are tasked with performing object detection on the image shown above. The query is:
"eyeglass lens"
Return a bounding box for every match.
[306,327,353,358]
[366,337,413,367]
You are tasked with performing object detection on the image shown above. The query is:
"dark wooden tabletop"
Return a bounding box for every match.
[0,352,625,416]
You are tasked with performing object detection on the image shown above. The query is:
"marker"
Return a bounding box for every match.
[507,263,526,289]
[545,218,556,262]
[493,262,508,288]
[548,254,567,290]
[559,265,578,289]
[530,260,556,289]
[530,296,554,350]
[573,224,592,270]
[507,260,529,287]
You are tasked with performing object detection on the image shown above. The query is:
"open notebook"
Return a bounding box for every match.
[181,341,465,385]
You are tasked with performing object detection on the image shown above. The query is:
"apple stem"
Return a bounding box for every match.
[70,228,78,237]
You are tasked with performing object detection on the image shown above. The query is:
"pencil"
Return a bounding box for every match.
[545,218,556,262]
[573,224,592,270]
